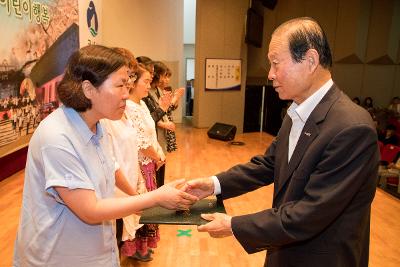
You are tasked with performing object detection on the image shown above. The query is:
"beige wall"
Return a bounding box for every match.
[193,0,248,132]
[102,0,184,122]
[78,0,103,47]
[247,0,400,108]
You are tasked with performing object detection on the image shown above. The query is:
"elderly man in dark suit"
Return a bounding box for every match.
[184,17,379,267]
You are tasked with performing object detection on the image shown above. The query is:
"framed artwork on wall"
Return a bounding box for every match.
[205,58,241,91]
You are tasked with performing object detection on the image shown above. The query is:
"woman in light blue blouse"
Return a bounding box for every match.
[13,45,197,267]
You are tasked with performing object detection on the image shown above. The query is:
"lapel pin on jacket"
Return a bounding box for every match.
[304,132,311,136]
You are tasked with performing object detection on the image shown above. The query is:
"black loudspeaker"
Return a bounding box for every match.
[261,0,277,10]
[207,122,237,141]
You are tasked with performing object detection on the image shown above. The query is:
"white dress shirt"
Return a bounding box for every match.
[286,79,333,161]
[102,114,146,241]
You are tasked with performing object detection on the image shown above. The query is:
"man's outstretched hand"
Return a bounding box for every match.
[181,177,215,200]
[197,212,233,238]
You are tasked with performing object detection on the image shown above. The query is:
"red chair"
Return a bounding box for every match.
[378,143,400,193]
[380,144,400,163]
[386,176,399,187]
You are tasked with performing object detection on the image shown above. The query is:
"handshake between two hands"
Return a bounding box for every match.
[158,177,233,238]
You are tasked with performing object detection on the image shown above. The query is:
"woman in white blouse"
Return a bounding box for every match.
[102,48,147,259]
[124,63,166,261]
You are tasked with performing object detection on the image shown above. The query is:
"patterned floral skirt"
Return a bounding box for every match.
[166,113,177,152]
[120,161,160,257]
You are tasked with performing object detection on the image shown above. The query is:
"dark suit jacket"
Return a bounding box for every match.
[217,85,379,267]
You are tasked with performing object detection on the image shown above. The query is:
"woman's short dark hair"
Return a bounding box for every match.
[151,61,170,86]
[57,45,126,112]
[275,17,332,69]
[113,47,138,73]
[136,56,153,66]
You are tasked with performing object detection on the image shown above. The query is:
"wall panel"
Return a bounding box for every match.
[363,65,397,107]
[334,0,372,64]
[194,0,247,131]
[304,0,338,48]
[275,0,305,26]
[331,64,364,99]
[393,66,400,98]
[366,0,400,64]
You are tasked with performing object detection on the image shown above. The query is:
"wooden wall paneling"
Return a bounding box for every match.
[195,0,226,128]
[274,0,305,26]
[247,1,270,78]
[393,66,400,98]
[223,0,247,55]
[221,0,247,133]
[391,1,400,64]
[334,0,372,63]
[362,65,397,107]
[398,32,400,63]
[221,91,245,132]
[331,64,364,99]
[366,0,400,64]
[304,0,339,49]
[247,6,277,80]
[194,0,248,130]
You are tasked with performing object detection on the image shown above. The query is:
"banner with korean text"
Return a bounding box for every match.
[0,0,79,158]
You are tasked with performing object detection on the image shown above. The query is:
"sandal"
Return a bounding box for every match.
[131,251,153,262]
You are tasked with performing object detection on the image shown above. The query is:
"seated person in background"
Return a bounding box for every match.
[379,124,398,145]
[352,96,361,105]
[362,96,374,112]
[388,96,400,116]
[369,111,379,135]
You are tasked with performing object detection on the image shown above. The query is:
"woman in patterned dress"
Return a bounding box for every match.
[124,63,166,261]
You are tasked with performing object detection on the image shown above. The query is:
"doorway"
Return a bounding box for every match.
[183,0,195,119]
[185,58,194,116]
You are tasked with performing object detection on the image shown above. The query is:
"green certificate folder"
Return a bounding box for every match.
[139,198,226,225]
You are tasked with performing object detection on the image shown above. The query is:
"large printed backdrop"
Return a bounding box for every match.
[0,0,79,156]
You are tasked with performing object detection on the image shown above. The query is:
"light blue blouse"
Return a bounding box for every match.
[13,106,119,267]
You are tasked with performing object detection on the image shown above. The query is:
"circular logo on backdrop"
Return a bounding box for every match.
[86,1,98,37]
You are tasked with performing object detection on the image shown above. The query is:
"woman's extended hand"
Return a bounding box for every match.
[154,179,199,210]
